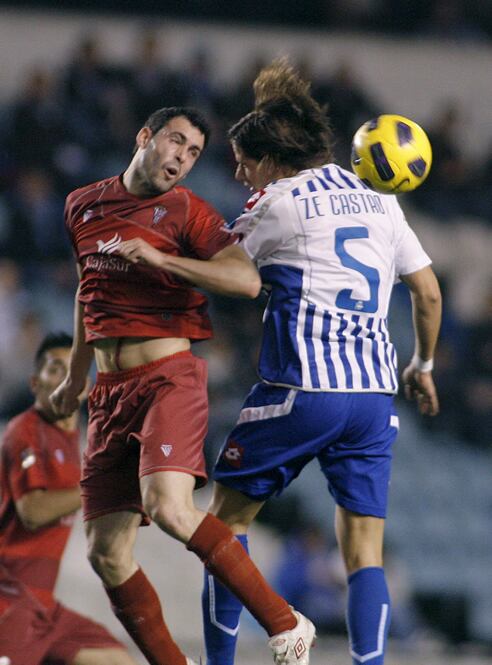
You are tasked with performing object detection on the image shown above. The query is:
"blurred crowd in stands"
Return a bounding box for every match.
[6,0,491,40]
[0,29,490,456]
[270,521,422,645]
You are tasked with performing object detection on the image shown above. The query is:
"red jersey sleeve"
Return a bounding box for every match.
[3,423,49,501]
[184,195,237,260]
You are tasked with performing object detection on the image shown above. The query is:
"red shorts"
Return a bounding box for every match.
[0,571,122,664]
[81,350,208,523]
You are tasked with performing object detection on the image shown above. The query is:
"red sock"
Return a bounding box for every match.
[105,568,186,665]
[187,513,296,637]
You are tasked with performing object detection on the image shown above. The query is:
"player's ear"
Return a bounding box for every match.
[136,127,152,149]
[29,375,39,396]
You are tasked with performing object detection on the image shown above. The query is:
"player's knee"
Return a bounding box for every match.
[144,498,193,541]
[87,537,131,582]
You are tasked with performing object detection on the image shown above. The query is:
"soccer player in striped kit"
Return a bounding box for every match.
[198,60,441,665]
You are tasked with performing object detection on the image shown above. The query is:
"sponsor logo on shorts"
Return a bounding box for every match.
[160,444,173,457]
[222,440,244,469]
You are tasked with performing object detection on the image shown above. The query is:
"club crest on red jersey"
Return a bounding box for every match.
[54,449,65,464]
[20,447,36,470]
[222,440,244,469]
[152,206,168,226]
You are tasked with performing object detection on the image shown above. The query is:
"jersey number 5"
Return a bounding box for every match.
[335,227,380,313]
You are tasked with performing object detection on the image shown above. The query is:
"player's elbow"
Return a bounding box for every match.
[18,508,45,531]
[16,492,50,531]
[213,247,260,298]
[416,284,442,310]
[406,267,441,310]
[243,273,262,299]
[226,269,261,299]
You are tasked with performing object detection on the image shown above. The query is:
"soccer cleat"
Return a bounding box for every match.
[268,610,316,664]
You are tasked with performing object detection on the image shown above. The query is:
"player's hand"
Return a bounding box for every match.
[49,377,85,418]
[401,364,439,416]
[117,238,166,269]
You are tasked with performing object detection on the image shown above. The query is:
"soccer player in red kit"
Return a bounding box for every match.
[0,332,137,665]
[50,107,314,665]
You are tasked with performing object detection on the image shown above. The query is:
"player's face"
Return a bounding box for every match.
[31,347,71,416]
[232,143,277,191]
[135,116,205,195]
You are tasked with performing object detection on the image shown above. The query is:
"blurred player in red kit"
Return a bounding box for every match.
[50,107,315,665]
[0,332,137,665]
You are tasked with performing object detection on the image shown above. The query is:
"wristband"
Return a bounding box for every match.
[412,355,434,372]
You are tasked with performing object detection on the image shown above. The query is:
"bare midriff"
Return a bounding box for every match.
[93,337,191,372]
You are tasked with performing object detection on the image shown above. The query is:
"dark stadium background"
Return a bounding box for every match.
[0,0,491,36]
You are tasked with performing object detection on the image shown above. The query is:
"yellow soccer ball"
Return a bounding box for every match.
[351,114,432,194]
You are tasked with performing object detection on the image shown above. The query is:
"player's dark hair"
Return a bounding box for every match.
[229,59,333,170]
[143,106,211,147]
[34,332,73,373]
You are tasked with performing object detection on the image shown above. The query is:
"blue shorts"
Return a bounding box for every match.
[213,384,399,518]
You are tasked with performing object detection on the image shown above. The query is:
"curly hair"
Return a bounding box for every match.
[229,58,333,170]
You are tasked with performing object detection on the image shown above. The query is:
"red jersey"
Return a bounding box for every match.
[65,175,236,343]
[0,409,80,609]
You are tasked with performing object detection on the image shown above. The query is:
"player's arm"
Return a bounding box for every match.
[16,487,81,531]
[400,265,442,416]
[116,241,262,299]
[50,266,93,417]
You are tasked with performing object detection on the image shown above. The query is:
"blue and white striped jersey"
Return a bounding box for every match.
[235,164,431,393]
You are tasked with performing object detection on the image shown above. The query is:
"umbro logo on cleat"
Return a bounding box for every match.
[268,609,315,664]
[294,638,306,658]
[160,444,173,457]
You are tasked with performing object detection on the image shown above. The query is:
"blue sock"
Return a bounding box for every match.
[347,566,391,665]
[202,533,249,665]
